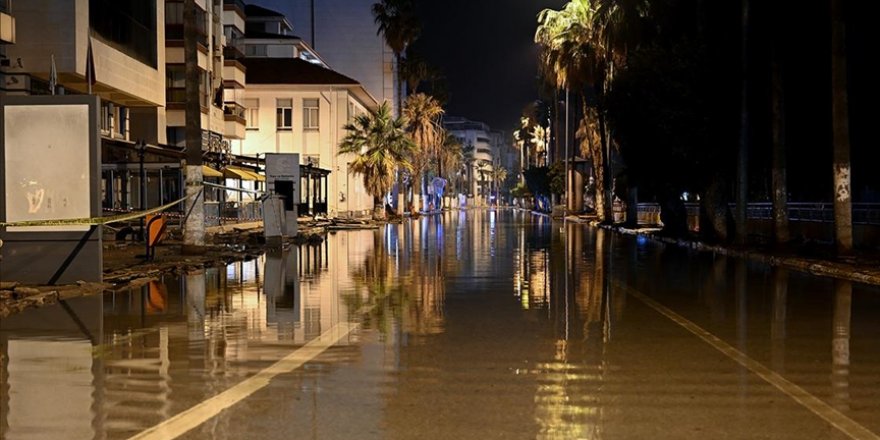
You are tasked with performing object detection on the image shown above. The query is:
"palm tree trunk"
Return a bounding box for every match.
[183,0,205,255]
[373,195,386,221]
[831,0,853,254]
[771,51,790,245]
[735,0,750,245]
[598,112,613,224]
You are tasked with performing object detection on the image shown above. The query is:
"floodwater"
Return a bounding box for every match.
[2,209,880,440]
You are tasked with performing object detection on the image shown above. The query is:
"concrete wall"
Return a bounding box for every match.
[286,0,397,114]
[233,85,373,217]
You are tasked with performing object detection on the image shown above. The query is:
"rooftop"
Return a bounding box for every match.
[243,4,284,18]
[242,57,359,85]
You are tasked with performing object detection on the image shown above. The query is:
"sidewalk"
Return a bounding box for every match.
[565,215,880,287]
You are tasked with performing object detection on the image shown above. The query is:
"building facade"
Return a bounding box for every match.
[444,116,495,206]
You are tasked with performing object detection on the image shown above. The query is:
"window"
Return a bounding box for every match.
[303,98,319,130]
[245,99,259,129]
[276,99,292,130]
[90,0,158,67]
[100,102,113,135]
[246,44,267,57]
[116,107,129,139]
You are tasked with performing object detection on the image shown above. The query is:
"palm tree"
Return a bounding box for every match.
[591,0,649,226]
[439,132,463,205]
[372,0,420,114]
[770,6,789,246]
[403,93,444,213]
[535,0,611,221]
[338,103,415,220]
[831,0,852,254]
[491,166,509,206]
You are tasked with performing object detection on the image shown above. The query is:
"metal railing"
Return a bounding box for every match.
[633,202,880,226]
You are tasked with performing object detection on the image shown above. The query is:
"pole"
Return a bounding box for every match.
[564,87,570,215]
[183,0,206,254]
[138,140,146,239]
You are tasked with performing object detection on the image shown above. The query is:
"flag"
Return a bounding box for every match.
[85,37,96,94]
[49,54,57,95]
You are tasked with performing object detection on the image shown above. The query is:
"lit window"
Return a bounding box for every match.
[276,98,292,130]
[303,98,319,130]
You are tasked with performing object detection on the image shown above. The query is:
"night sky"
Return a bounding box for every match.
[252,0,565,131]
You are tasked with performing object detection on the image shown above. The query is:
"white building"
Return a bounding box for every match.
[445,116,495,205]
[235,57,378,218]
[278,0,401,115]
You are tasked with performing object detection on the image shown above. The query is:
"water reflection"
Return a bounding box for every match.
[2,211,880,439]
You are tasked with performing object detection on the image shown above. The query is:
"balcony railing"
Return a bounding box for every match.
[167,88,208,108]
[223,102,246,122]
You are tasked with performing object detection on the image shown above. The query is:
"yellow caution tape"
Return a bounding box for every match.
[0,193,196,228]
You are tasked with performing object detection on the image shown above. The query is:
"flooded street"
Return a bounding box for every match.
[3,209,880,439]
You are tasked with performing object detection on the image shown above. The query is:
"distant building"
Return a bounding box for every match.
[444,116,495,205]
[282,0,401,115]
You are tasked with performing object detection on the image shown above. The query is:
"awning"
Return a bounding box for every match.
[222,166,253,181]
[202,165,223,178]
[223,166,265,181]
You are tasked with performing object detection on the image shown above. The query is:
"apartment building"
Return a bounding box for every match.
[445,116,495,205]
[2,0,175,211]
[163,0,247,158]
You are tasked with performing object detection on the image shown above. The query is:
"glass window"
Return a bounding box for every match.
[246,44,267,57]
[116,107,128,139]
[245,98,259,129]
[276,98,292,130]
[303,98,319,130]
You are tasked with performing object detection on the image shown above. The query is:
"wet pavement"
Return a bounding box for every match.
[2,209,880,439]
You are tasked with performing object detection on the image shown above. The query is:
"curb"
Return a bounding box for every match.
[594,223,880,287]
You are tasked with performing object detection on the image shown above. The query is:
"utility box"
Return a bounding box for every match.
[265,153,300,237]
[0,95,102,284]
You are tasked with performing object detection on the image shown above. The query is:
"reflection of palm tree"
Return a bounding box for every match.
[338,103,414,220]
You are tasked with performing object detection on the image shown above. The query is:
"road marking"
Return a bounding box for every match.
[624,285,879,440]
[128,321,361,440]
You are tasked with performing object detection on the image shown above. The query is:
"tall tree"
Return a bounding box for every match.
[735,0,750,245]
[770,4,790,245]
[535,0,614,222]
[403,93,444,213]
[183,0,205,254]
[338,103,415,220]
[372,0,420,115]
[592,0,650,227]
[830,0,852,254]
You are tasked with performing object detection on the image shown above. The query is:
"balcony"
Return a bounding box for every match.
[222,59,246,88]
[223,102,246,139]
[223,0,246,17]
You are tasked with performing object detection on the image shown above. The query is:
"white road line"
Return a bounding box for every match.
[128,321,361,440]
[624,285,879,440]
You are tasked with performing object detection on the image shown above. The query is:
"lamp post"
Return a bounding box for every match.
[136,139,147,239]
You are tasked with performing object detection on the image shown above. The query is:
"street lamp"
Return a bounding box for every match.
[136,139,147,240]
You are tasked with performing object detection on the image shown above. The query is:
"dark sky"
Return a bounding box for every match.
[252,0,565,131]
[413,0,566,130]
